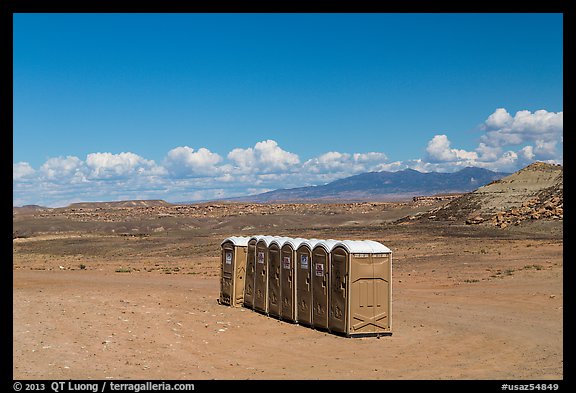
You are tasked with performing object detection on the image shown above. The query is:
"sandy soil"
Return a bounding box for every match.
[13,203,563,380]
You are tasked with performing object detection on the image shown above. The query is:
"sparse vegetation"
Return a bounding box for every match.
[503,268,515,276]
[115,267,131,273]
[523,264,544,270]
[79,264,86,270]
[13,231,30,239]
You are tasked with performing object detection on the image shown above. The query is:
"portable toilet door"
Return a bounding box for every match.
[311,240,338,330]
[267,238,285,319]
[254,236,274,314]
[329,240,392,336]
[220,236,250,307]
[295,240,316,326]
[328,243,349,333]
[280,238,304,322]
[243,236,259,309]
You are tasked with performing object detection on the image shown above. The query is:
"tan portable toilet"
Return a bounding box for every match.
[254,236,276,314]
[243,236,260,310]
[219,236,251,307]
[280,238,306,322]
[311,240,338,330]
[295,239,320,326]
[329,240,392,337]
[267,237,289,319]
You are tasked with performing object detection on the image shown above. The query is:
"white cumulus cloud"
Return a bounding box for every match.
[227,139,300,173]
[164,146,223,177]
[304,151,352,173]
[419,108,562,172]
[533,139,558,159]
[484,108,513,129]
[227,147,257,173]
[13,162,36,180]
[425,135,478,163]
[254,140,300,170]
[40,156,86,182]
[303,151,389,176]
[86,152,162,179]
[475,142,501,162]
[519,145,535,161]
[481,108,563,149]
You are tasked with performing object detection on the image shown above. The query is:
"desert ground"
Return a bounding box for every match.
[13,200,563,380]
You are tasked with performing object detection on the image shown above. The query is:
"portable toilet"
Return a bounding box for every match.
[280,237,306,322]
[329,240,392,337]
[243,236,260,310]
[267,237,290,319]
[311,239,338,330]
[254,236,276,314]
[219,236,251,307]
[295,238,320,326]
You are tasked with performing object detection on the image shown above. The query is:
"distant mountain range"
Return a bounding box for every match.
[13,168,512,209]
[226,167,510,203]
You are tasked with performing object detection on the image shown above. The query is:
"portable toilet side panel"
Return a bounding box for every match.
[267,243,282,318]
[243,238,257,309]
[312,245,330,330]
[328,246,349,334]
[348,251,392,335]
[349,252,376,334]
[295,245,313,326]
[280,243,296,322]
[220,241,235,306]
[254,240,269,313]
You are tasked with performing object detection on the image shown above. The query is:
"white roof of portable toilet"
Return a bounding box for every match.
[364,240,392,253]
[270,236,292,248]
[333,239,391,254]
[283,237,306,249]
[314,239,339,253]
[256,235,277,247]
[249,235,265,243]
[221,236,251,247]
[298,238,323,250]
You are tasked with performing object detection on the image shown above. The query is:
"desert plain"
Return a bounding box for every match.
[13,199,563,380]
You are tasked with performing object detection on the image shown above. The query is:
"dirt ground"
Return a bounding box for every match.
[12,202,563,380]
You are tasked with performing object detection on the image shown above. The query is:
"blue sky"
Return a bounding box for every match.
[13,13,563,207]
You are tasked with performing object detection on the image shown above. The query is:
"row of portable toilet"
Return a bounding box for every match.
[220,235,393,337]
